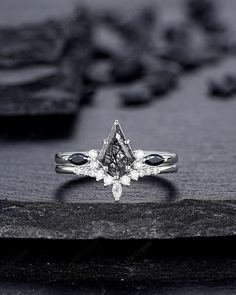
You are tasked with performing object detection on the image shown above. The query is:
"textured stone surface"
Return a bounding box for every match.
[0,2,91,116]
[0,237,236,290]
[0,199,236,239]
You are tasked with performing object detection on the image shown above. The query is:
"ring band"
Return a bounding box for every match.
[55,121,178,201]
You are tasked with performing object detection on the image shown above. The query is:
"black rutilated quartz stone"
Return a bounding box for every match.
[98,121,135,177]
[69,153,88,165]
[145,154,164,166]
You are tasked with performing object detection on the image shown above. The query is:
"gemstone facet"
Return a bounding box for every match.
[144,154,164,166]
[69,153,88,165]
[98,121,135,177]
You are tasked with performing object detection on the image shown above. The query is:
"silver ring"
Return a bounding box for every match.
[55,120,178,201]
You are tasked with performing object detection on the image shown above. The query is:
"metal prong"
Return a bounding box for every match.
[114,120,119,125]
[103,139,108,144]
[124,139,130,145]
[114,175,119,180]
[103,166,108,172]
[125,165,131,171]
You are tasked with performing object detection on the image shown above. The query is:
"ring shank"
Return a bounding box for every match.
[55,163,178,175]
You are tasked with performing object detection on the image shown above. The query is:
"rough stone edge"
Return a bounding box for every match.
[0,199,236,239]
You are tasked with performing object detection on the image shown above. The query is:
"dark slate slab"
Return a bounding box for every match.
[0,200,236,239]
[0,1,91,116]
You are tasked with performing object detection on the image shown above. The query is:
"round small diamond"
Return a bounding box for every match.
[134,161,143,169]
[153,167,160,174]
[88,170,95,177]
[90,161,99,169]
[135,150,144,160]
[95,170,104,181]
[120,175,131,186]
[146,168,152,175]
[130,170,139,181]
[75,167,83,175]
[88,149,98,159]
[104,175,113,186]
[139,170,146,177]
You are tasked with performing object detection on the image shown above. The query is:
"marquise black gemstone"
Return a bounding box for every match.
[144,154,164,166]
[69,153,88,165]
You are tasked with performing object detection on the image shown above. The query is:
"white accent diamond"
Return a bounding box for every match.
[88,149,98,159]
[146,168,152,176]
[95,170,104,181]
[130,170,139,181]
[134,161,143,169]
[90,161,99,170]
[112,182,122,201]
[139,170,146,177]
[135,150,144,160]
[75,167,83,175]
[104,175,113,186]
[88,170,95,177]
[120,175,131,186]
[153,167,160,175]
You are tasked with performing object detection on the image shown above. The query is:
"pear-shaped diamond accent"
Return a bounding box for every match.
[112,182,122,201]
[98,121,135,178]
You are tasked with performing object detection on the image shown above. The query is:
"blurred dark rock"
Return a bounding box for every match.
[112,52,144,83]
[92,24,128,59]
[120,82,152,106]
[101,6,156,49]
[84,60,113,85]
[159,44,220,70]
[208,33,236,55]
[164,23,191,45]
[155,21,221,70]
[0,7,91,116]
[208,74,236,98]
[186,0,226,33]
[0,65,79,116]
[145,65,179,96]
